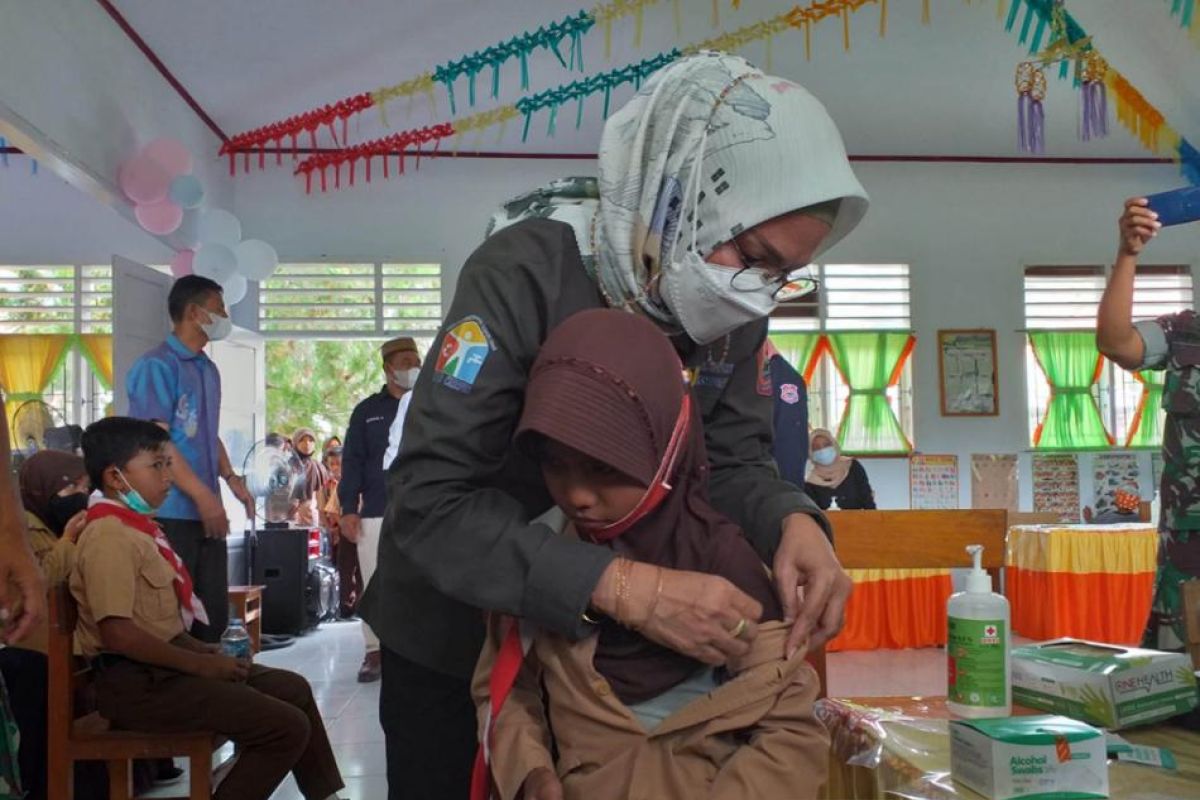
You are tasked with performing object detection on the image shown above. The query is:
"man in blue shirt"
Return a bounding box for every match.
[126,275,254,642]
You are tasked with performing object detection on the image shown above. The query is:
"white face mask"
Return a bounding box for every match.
[657,125,779,345]
[661,251,778,345]
[812,446,838,466]
[392,367,420,390]
[199,310,233,342]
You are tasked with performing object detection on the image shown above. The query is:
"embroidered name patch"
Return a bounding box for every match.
[434,315,494,394]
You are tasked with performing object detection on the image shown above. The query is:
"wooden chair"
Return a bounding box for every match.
[47,585,223,800]
[227,585,265,653]
[811,509,1010,697]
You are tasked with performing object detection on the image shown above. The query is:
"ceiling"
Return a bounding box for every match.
[107,1,1200,167]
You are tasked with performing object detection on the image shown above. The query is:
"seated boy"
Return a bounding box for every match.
[70,417,344,800]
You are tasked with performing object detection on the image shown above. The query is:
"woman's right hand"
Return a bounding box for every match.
[1119,197,1160,257]
[522,767,563,800]
[593,561,763,665]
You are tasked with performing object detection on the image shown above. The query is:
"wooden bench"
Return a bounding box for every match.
[47,585,225,800]
[810,509,1010,696]
[228,585,266,653]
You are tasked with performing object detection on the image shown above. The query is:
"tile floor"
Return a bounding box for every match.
[146,621,998,799]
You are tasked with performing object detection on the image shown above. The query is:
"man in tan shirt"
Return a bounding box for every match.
[71,417,344,800]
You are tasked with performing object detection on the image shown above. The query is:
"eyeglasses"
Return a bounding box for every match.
[726,236,819,302]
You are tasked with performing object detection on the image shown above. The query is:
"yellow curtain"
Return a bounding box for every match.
[77,334,114,390]
[0,334,72,432]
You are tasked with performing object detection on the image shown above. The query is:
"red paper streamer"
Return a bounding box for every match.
[219,93,376,175]
[294,123,455,194]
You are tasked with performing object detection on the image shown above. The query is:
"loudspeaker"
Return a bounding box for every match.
[252,528,310,635]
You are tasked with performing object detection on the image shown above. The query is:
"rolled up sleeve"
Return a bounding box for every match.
[1134,319,1170,371]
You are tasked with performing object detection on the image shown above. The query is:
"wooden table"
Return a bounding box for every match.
[1006,524,1158,645]
[819,696,1200,799]
[227,585,265,653]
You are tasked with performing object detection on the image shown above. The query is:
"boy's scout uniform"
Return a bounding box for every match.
[71,514,343,800]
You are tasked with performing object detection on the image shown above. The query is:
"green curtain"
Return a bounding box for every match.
[1028,331,1112,449]
[827,331,914,454]
[1126,369,1165,448]
[770,332,824,381]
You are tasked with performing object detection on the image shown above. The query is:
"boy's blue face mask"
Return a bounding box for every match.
[117,469,159,516]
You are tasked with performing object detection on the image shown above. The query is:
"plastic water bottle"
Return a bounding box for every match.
[220,618,252,661]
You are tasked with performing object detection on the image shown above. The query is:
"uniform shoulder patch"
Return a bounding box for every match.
[434,315,494,394]
[780,383,800,405]
[756,344,773,397]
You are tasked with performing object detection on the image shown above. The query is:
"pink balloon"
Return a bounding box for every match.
[143,137,193,178]
[135,199,184,235]
[170,250,194,278]
[119,156,170,204]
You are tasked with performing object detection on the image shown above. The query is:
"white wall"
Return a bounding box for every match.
[0,0,231,211]
[828,160,1200,510]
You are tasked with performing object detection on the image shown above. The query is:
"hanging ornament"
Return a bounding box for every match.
[1078,51,1108,141]
[1016,61,1047,153]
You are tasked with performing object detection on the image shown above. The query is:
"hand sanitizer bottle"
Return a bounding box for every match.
[947,545,1011,718]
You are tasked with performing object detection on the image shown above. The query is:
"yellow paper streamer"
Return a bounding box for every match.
[451,104,521,135]
[922,0,931,25]
[370,72,436,124]
[880,0,888,37]
[591,0,662,58]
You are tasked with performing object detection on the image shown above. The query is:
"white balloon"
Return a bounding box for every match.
[196,208,242,247]
[222,273,248,306]
[193,243,238,284]
[234,239,279,281]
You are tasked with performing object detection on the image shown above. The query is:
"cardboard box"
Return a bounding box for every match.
[1184,579,1200,671]
[1011,638,1198,730]
[950,715,1107,800]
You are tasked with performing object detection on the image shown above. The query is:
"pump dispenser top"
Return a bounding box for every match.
[965,544,992,594]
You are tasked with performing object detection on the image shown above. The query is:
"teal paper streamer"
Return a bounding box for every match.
[514,50,680,141]
[433,11,596,111]
[1019,4,1036,45]
[1184,0,1196,28]
[1029,15,1047,53]
[1005,0,1021,31]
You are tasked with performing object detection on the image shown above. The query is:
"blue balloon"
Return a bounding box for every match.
[168,174,205,209]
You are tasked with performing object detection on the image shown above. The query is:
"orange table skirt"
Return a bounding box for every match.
[1008,568,1155,644]
[1007,524,1159,645]
[828,568,954,652]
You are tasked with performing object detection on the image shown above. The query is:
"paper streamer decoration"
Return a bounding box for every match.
[971,454,1018,512]
[218,93,376,174]
[435,11,594,114]
[515,51,680,140]
[293,124,455,193]
[1162,0,1200,43]
[910,454,960,510]
[224,0,887,173]
[1003,0,1200,184]
[1032,452,1080,522]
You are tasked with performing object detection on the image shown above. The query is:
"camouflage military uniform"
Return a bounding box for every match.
[1136,310,1200,649]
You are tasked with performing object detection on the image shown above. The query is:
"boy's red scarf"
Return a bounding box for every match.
[86,499,210,629]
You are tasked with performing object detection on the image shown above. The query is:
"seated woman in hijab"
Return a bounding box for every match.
[472,310,828,800]
[803,429,876,511]
[0,450,90,798]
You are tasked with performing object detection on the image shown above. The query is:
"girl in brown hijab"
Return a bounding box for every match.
[472,309,828,800]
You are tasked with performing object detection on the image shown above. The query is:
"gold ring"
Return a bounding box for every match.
[728,618,748,639]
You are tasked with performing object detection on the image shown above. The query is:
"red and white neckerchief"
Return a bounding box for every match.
[86,498,209,629]
[470,394,692,800]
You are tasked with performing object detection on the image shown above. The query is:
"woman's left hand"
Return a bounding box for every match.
[774,513,852,658]
[63,510,88,543]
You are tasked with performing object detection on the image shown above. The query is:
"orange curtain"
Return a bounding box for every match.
[1007,525,1158,645]
[828,568,954,651]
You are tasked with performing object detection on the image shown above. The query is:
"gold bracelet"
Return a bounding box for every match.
[614,558,633,626]
[633,566,664,632]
